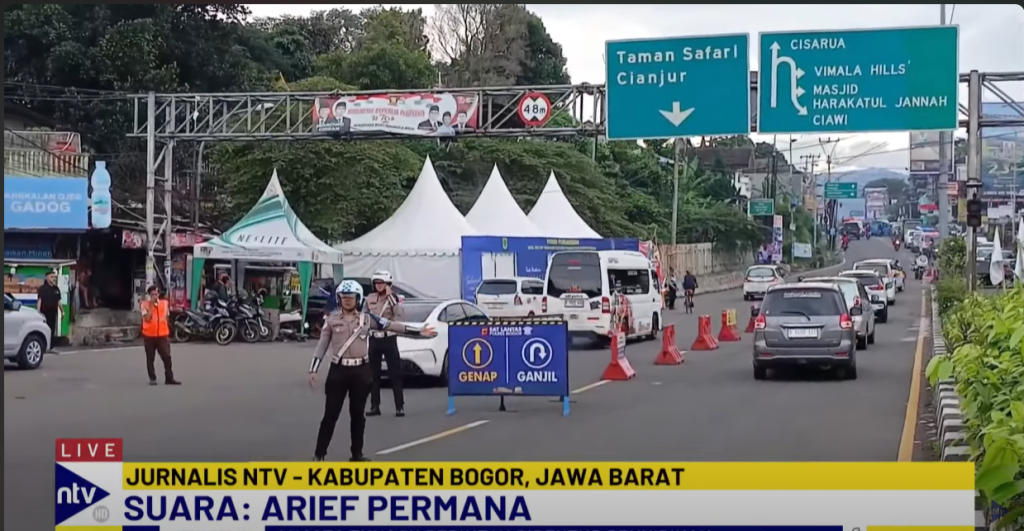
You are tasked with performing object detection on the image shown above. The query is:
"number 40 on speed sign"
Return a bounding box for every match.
[518,92,553,127]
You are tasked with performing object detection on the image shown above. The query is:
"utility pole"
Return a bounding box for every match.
[671,138,681,246]
[966,71,982,291]
[819,138,841,250]
[936,4,952,241]
[801,154,822,250]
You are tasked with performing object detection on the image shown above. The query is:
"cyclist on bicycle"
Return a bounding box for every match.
[681,270,698,306]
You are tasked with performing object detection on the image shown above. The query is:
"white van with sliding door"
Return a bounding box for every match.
[542,250,663,343]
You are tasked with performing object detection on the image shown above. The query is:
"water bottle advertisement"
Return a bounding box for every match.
[91,160,112,229]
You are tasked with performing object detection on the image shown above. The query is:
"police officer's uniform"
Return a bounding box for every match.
[309,281,425,461]
[365,275,405,416]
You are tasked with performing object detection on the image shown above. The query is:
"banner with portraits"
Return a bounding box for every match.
[311,92,480,137]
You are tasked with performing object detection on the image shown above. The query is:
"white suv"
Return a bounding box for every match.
[853,260,897,305]
[474,277,544,317]
[4,293,51,370]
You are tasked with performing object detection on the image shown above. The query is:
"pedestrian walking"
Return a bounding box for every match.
[141,286,180,386]
[666,269,678,310]
[308,280,435,462]
[365,271,405,417]
[36,270,62,351]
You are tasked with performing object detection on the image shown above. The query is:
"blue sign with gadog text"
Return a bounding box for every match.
[447,319,570,415]
[4,176,89,230]
[757,25,959,134]
[606,33,751,140]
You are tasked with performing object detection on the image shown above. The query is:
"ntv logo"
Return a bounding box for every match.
[57,481,99,504]
[54,463,111,525]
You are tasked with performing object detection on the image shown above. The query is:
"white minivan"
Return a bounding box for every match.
[474,277,544,317]
[542,250,663,343]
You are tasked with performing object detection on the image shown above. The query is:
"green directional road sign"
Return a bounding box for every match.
[605,33,750,140]
[824,182,858,199]
[757,25,959,134]
[748,198,775,216]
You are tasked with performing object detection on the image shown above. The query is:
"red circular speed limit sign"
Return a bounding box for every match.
[517,92,552,127]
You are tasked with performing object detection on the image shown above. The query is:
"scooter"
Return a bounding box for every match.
[893,239,901,251]
[278,309,309,341]
[229,293,263,343]
[913,264,925,280]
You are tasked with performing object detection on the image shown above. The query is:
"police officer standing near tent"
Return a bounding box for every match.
[308,280,435,462]
[365,271,405,417]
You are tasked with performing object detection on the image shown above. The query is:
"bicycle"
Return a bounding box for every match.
[683,289,695,314]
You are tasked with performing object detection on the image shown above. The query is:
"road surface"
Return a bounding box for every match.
[3,238,924,529]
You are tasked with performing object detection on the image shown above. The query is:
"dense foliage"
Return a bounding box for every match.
[5,4,767,248]
[926,286,1024,527]
[935,237,969,314]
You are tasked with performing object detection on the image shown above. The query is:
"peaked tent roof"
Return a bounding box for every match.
[527,171,602,239]
[194,170,342,263]
[339,157,478,255]
[465,165,541,237]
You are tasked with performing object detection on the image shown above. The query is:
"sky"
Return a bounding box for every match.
[247,4,1024,171]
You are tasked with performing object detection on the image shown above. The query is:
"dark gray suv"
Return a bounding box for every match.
[751,282,858,381]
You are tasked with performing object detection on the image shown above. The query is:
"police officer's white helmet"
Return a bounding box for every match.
[336,279,364,303]
[371,270,393,284]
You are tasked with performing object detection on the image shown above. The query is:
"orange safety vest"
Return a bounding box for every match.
[141,299,170,337]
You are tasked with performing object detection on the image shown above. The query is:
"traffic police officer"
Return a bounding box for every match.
[308,280,435,461]
[365,270,405,417]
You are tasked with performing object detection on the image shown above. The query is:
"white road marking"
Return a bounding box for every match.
[375,420,490,455]
[56,346,142,355]
[571,380,611,394]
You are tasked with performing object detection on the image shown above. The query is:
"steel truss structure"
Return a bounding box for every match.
[128,74,1024,286]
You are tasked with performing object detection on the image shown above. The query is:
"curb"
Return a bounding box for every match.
[929,286,988,531]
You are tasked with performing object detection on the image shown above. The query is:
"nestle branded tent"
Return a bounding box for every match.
[190,170,342,314]
[337,157,477,298]
[527,171,602,239]
[465,165,541,237]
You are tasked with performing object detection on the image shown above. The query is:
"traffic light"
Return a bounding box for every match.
[965,199,983,228]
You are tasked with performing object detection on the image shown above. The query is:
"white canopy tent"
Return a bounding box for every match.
[337,157,477,298]
[191,169,342,312]
[527,171,602,239]
[465,165,541,237]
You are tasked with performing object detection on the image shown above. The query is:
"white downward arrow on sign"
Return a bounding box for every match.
[660,102,695,127]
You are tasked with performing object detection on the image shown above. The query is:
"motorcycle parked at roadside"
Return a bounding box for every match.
[172,291,237,345]
[229,292,264,343]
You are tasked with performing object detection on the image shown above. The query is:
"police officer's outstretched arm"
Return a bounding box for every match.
[308,321,332,386]
[367,312,437,337]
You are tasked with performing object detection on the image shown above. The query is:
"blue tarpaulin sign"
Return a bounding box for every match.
[4,176,89,230]
[447,317,570,416]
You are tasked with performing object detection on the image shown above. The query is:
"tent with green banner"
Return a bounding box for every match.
[190,170,343,318]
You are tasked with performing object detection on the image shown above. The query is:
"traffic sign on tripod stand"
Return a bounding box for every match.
[518,92,553,127]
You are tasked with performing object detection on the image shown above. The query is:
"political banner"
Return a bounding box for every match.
[981,102,1024,199]
[54,438,976,530]
[312,92,480,137]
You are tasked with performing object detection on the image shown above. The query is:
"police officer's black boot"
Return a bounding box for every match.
[395,408,405,417]
[350,455,371,462]
[366,407,381,416]
[312,456,325,461]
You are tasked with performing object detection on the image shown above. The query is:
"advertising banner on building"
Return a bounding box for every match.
[909,131,942,161]
[3,176,89,230]
[981,102,1023,199]
[312,92,480,137]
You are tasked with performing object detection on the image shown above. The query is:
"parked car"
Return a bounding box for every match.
[474,277,544,317]
[742,265,785,301]
[4,293,51,370]
[838,270,889,323]
[389,299,489,384]
[799,276,876,349]
[751,283,858,380]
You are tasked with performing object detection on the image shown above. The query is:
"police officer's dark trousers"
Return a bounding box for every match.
[315,361,372,459]
[369,335,404,410]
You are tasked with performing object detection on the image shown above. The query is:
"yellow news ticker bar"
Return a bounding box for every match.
[121,462,974,490]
